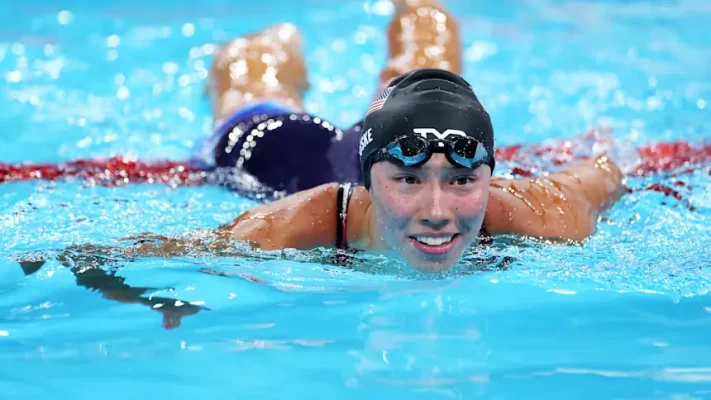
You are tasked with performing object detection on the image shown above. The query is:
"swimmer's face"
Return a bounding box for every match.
[369,154,491,272]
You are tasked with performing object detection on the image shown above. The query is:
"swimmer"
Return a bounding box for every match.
[125,0,627,272]
[18,0,626,277]
[13,0,629,330]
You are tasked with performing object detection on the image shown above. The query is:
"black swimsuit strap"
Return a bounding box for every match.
[479,224,493,246]
[335,183,354,250]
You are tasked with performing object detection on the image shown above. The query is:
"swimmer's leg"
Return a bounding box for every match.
[204,24,350,195]
[379,0,462,88]
[209,23,309,125]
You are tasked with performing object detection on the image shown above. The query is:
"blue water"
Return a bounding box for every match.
[1,0,711,398]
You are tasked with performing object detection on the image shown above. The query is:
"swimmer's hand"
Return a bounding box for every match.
[139,294,208,330]
[588,129,641,175]
[100,288,208,329]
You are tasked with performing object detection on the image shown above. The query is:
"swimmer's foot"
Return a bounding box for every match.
[381,0,461,85]
[210,23,308,121]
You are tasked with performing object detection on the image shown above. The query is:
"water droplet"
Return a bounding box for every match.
[182,23,195,37]
[57,10,73,25]
[106,34,120,48]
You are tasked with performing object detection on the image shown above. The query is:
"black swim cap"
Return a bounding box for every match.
[359,68,495,189]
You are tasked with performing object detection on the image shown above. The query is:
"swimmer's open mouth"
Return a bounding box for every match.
[411,234,457,246]
[408,234,460,255]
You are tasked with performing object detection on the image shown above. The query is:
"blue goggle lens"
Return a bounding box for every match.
[383,135,487,168]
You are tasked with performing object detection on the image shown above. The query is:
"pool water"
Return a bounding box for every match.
[1,0,711,398]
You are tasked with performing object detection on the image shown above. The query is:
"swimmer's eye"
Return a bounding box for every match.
[451,176,476,185]
[395,175,420,185]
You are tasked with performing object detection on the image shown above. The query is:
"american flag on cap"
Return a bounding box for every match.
[366,86,393,116]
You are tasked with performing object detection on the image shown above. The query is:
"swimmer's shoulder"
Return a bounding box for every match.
[219,183,372,251]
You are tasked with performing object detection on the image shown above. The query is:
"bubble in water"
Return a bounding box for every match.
[331,39,346,53]
[182,23,195,37]
[353,31,368,45]
[163,62,179,75]
[57,10,73,25]
[117,87,130,100]
[11,43,24,55]
[106,35,120,48]
[6,71,21,83]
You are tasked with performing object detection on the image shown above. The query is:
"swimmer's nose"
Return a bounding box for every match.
[420,216,449,230]
[419,186,453,230]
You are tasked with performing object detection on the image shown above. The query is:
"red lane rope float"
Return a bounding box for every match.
[634,142,711,177]
[492,139,710,212]
[1,141,709,187]
[493,141,711,177]
[0,157,208,187]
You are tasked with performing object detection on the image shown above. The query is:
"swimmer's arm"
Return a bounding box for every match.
[219,183,371,250]
[16,245,208,328]
[15,232,237,271]
[484,156,625,242]
[120,232,235,257]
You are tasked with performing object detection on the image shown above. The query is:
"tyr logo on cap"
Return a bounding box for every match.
[413,128,467,140]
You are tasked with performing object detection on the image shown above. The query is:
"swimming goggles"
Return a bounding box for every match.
[373,135,489,169]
